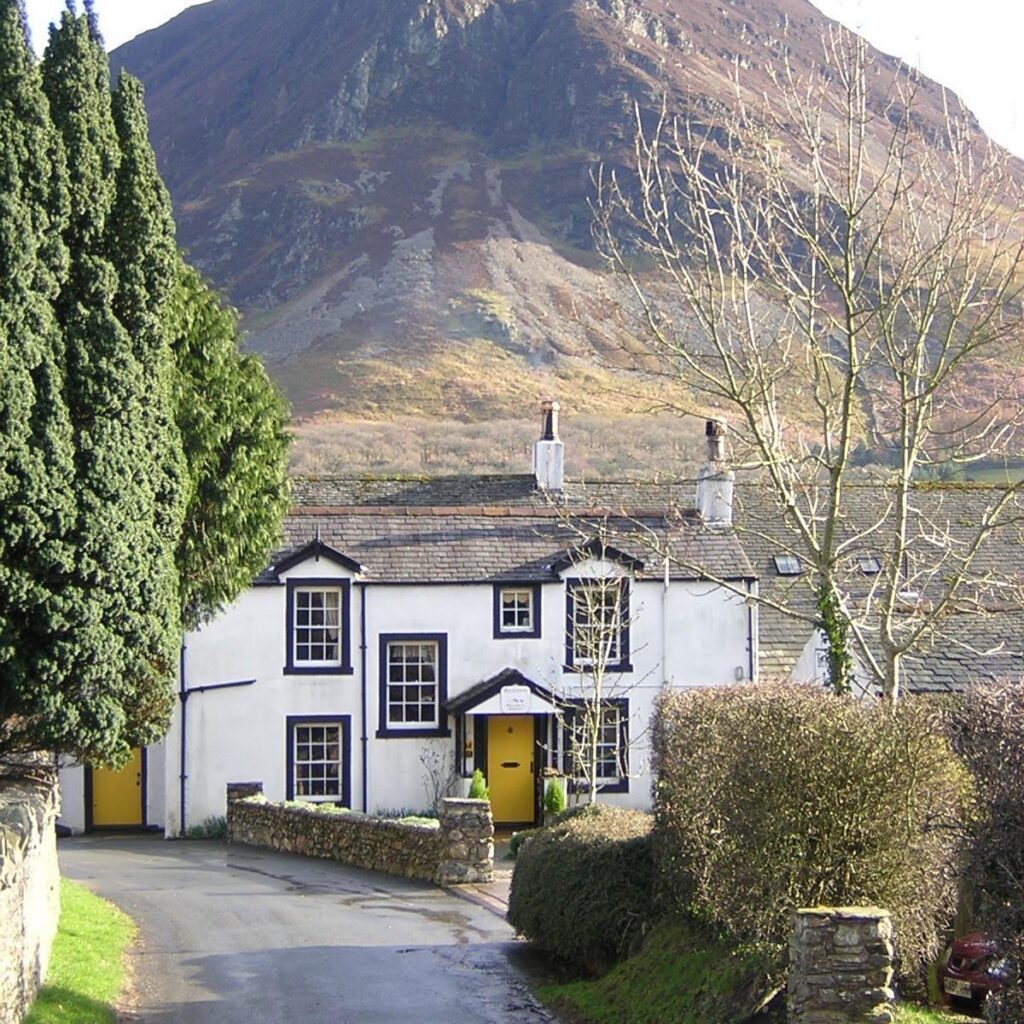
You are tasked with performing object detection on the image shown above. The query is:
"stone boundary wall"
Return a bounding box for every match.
[788,907,895,1024]
[0,776,60,1024]
[226,784,493,885]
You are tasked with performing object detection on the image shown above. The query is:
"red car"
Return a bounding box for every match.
[939,933,1007,1011]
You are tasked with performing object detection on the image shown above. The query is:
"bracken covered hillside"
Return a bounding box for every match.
[110,0,1003,475]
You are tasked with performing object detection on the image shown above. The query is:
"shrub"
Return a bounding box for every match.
[984,937,1024,1024]
[468,769,489,800]
[509,828,538,858]
[376,807,437,820]
[946,682,1024,1020]
[543,777,567,816]
[283,800,351,815]
[507,805,654,974]
[651,682,968,968]
[186,815,227,839]
[946,682,1024,940]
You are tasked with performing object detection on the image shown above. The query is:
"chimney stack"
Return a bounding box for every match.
[696,418,734,527]
[533,399,564,491]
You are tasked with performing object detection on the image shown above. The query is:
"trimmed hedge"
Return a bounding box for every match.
[652,682,968,968]
[946,682,1024,940]
[945,682,1024,1024]
[507,805,654,974]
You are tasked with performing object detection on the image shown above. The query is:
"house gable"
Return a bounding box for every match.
[264,539,364,583]
[445,668,559,716]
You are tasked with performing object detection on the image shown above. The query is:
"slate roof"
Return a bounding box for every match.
[734,483,1024,692]
[261,474,753,585]
[261,472,1024,691]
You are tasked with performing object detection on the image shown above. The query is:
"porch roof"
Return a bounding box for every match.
[445,668,558,715]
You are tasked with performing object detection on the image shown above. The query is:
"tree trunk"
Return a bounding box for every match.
[883,650,901,705]
[817,584,855,695]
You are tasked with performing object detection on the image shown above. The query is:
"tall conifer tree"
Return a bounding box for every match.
[107,70,187,723]
[43,6,176,764]
[169,266,291,629]
[1,2,289,765]
[0,0,80,762]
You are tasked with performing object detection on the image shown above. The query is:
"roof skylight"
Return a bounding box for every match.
[773,553,802,576]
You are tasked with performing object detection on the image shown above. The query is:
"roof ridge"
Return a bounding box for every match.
[290,505,701,518]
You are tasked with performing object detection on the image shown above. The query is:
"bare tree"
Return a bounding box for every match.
[418,742,460,813]
[594,26,1024,699]
[554,535,644,805]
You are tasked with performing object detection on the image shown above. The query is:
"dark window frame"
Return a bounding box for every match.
[773,553,803,576]
[285,714,352,806]
[376,632,450,738]
[551,697,630,794]
[856,554,882,575]
[564,577,632,673]
[492,582,542,639]
[284,578,353,675]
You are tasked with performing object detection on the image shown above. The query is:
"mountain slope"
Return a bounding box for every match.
[110,0,997,475]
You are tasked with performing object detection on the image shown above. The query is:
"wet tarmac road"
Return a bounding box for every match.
[59,835,558,1024]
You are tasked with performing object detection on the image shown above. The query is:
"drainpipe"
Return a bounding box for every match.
[359,581,369,813]
[661,555,670,686]
[177,645,256,837]
[747,579,757,682]
[179,642,187,837]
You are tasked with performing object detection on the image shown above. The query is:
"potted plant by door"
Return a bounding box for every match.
[542,775,567,825]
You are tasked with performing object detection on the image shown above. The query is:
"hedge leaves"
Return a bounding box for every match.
[652,682,968,967]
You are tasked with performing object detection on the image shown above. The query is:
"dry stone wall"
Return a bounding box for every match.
[788,907,896,1024]
[0,776,60,1024]
[226,785,493,885]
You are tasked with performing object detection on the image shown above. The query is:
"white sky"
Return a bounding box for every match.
[22,0,1024,159]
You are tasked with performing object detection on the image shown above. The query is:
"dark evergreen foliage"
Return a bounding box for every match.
[43,8,175,764]
[107,70,188,738]
[168,265,290,629]
[1,2,289,766]
[0,0,78,761]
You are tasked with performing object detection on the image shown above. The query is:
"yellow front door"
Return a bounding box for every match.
[488,716,535,824]
[91,748,144,827]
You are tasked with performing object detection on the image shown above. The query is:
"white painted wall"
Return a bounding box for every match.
[59,552,755,831]
[790,629,876,697]
[56,760,85,834]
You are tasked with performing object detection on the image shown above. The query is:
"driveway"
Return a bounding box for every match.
[59,836,557,1024]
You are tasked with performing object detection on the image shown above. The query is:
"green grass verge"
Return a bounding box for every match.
[536,916,977,1024]
[537,918,783,1024]
[27,878,135,1024]
[893,1006,976,1023]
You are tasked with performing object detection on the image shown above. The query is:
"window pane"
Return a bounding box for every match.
[572,582,623,665]
[292,723,342,801]
[500,588,533,630]
[293,588,344,665]
[386,640,439,728]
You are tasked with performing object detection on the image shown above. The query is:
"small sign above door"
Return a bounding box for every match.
[499,685,531,713]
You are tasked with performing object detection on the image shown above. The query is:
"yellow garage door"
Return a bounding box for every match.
[91,748,144,827]
[487,716,535,825]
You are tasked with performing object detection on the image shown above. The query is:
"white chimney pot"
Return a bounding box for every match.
[534,399,564,491]
[697,418,734,527]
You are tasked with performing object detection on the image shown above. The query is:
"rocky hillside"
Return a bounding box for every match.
[110,0,992,476]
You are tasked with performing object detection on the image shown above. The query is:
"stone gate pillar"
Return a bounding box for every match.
[436,797,493,885]
[225,781,263,841]
[788,907,896,1024]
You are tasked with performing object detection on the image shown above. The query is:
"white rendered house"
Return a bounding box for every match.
[58,406,755,833]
